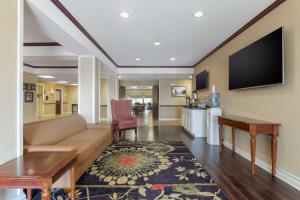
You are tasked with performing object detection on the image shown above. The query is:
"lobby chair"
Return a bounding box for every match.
[111,99,138,141]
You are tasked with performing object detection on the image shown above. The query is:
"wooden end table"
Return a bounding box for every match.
[0,151,77,200]
[218,115,280,176]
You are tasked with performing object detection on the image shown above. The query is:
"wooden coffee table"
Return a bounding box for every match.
[0,151,77,200]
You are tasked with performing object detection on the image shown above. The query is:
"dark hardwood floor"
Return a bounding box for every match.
[123,125,300,200]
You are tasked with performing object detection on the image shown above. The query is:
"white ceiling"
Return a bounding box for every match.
[60,0,275,66]
[24,24,54,43]
[24,7,79,67]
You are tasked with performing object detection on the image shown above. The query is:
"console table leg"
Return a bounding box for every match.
[70,163,77,200]
[250,126,257,175]
[27,188,32,200]
[232,127,236,153]
[271,125,279,176]
[41,187,51,200]
[219,124,223,152]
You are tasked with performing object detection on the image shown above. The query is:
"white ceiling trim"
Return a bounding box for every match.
[23,46,75,57]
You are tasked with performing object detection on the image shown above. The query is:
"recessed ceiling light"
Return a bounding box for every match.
[154,41,161,46]
[189,76,193,79]
[170,57,176,61]
[120,11,130,18]
[39,75,55,79]
[118,75,122,79]
[194,11,204,18]
[56,81,69,84]
[135,58,141,61]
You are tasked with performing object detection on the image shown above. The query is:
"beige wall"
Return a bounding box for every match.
[101,79,108,105]
[119,86,126,99]
[159,79,192,119]
[100,79,108,119]
[126,89,153,98]
[67,86,78,113]
[37,81,78,116]
[194,1,300,178]
[23,73,37,123]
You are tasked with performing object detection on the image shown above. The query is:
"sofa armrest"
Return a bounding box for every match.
[24,145,77,154]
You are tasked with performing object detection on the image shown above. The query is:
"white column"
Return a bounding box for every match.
[78,56,100,123]
[0,0,26,199]
[107,73,119,121]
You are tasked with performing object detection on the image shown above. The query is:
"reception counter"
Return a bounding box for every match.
[181,107,207,137]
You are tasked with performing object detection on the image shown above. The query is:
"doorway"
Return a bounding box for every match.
[55,89,62,115]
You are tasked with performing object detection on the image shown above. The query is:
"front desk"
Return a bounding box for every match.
[181,107,207,137]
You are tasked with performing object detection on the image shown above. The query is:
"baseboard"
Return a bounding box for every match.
[159,118,181,121]
[223,141,300,191]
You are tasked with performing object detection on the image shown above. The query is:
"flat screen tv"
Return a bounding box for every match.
[229,27,284,90]
[196,70,208,90]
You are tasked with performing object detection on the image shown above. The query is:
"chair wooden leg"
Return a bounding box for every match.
[135,128,137,141]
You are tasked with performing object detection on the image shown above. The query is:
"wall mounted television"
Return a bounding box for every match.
[196,70,208,90]
[229,27,284,90]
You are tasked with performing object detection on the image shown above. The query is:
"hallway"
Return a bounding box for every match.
[137,110,181,127]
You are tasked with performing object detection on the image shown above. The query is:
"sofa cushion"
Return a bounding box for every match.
[24,115,87,145]
[65,129,110,142]
[57,129,111,164]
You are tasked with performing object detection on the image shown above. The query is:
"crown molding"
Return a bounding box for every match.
[24,42,61,46]
[24,63,77,69]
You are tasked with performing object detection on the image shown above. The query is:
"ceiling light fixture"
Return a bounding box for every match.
[120,11,130,18]
[189,76,193,79]
[170,57,176,61]
[56,81,69,84]
[135,58,141,61]
[38,75,55,79]
[118,75,122,79]
[194,11,204,18]
[71,83,78,86]
[154,41,161,46]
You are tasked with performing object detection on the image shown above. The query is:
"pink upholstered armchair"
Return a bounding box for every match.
[111,99,137,141]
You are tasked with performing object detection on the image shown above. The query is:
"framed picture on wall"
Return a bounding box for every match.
[171,86,187,97]
[31,84,36,91]
[26,83,32,91]
[23,83,27,90]
[24,92,34,103]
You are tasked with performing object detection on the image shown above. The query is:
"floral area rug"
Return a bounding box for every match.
[33,141,228,200]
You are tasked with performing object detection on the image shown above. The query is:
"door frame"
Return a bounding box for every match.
[55,88,63,115]
[36,84,45,119]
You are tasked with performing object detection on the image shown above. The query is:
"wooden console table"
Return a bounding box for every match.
[218,115,280,176]
[0,151,77,200]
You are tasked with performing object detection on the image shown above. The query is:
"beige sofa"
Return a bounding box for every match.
[23,115,112,180]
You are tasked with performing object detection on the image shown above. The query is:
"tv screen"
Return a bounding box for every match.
[229,27,284,90]
[196,70,208,90]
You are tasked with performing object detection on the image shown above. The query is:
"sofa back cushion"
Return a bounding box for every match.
[24,115,87,145]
